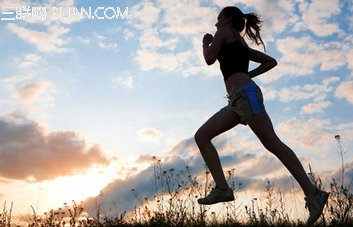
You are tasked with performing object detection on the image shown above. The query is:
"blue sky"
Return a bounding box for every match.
[0,0,353,221]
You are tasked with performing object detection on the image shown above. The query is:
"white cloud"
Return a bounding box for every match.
[98,42,118,49]
[0,74,34,88]
[260,87,277,101]
[137,127,163,143]
[295,0,342,37]
[128,0,220,77]
[18,53,43,69]
[273,36,347,78]
[335,81,353,105]
[112,75,133,89]
[139,28,178,50]
[76,36,90,44]
[277,118,333,152]
[0,0,29,8]
[346,48,353,73]
[136,49,182,72]
[123,29,134,40]
[277,77,339,102]
[7,23,70,53]
[92,32,118,49]
[156,0,217,35]
[300,99,332,115]
[129,0,162,30]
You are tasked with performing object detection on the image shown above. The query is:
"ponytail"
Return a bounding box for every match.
[221,6,266,51]
[244,13,265,51]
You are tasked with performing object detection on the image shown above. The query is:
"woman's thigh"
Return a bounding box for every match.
[247,112,281,148]
[196,109,241,140]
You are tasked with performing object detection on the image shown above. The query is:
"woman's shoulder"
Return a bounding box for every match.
[215,27,239,43]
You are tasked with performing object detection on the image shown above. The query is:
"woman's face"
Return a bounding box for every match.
[215,12,231,29]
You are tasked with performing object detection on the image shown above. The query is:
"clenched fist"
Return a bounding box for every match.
[203,33,213,46]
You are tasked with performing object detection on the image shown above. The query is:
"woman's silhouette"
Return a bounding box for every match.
[194,6,329,225]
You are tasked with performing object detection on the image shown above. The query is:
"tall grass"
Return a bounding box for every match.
[1,135,352,226]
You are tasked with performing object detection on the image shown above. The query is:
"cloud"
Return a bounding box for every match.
[138,28,178,50]
[82,153,352,216]
[276,118,333,153]
[0,0,28,9]
[123,29,134,40]
[94,32,118,49]
[137,127,163,143]
[335,81,353,105]
[6,23,70,53]
[112,75,133,89]
[14,81,53,103]
[212,0,298,41]
[270,36,347,80]
[0,74,34,88]
[300,99,332,115]
[18,53,43,69]
[239,154,284,178]
[98,42,118,49]
[294,0,342,37]
[129,0,219,77]
[0,75,56,113]
[276,77,339,102]
[156,0,217,35]
[129,0,162,30]
[0,114,110,182]
[347,48,353,73]
[82,131,296,215]
[83,127,351,217]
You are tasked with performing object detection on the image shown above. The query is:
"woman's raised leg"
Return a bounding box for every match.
[195,109,241,190]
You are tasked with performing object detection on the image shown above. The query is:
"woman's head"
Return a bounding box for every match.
[220,6,245,31]
[219,6,265,50]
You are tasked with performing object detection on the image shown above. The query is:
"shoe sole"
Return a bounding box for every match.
[197,196,234,205]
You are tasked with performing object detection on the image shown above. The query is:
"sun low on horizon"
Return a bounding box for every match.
[1,0,353,222]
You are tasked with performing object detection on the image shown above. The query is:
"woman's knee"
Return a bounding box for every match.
[262,138,284,154]
[194,128,212,145]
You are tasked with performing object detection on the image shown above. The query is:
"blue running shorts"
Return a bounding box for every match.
[221,80,266,125]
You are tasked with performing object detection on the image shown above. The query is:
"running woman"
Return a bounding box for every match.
[194,6,329,225]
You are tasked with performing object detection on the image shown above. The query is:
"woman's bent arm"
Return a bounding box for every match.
[248,49,277,78]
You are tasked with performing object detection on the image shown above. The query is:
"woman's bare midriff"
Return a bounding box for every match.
[225,72,252,95]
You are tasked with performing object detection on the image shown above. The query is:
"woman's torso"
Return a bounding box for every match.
[217,28,252,95]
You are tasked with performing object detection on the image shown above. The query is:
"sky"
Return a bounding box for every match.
[0,0,353,222]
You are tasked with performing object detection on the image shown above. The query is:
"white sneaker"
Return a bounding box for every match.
[197,187,234,205]
[305,189,329,225]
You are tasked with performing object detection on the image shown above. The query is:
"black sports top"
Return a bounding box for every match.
[217,31,251,82]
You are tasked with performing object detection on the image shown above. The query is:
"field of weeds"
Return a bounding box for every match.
[1,136,352,227]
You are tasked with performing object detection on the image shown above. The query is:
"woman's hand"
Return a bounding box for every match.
[203,33,213,47]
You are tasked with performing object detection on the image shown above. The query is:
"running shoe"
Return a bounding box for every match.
[197,187,234,205]
[305,189,330,225]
